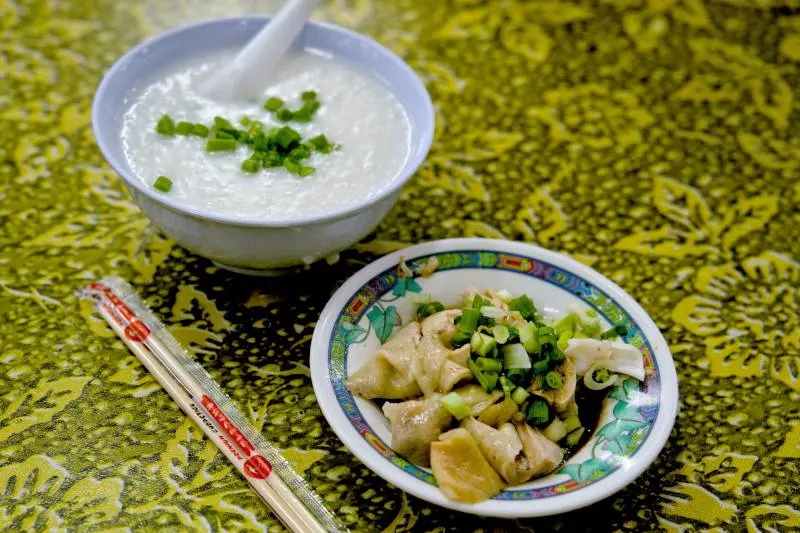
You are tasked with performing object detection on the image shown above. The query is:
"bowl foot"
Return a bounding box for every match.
[212,261,295,277]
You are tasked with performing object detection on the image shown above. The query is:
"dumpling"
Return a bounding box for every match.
[347,322,421,400]
[462,417,536,485]
[430,428,505,503]
[439,344,473,393]
[476,398,519,427]
[565,338,645,381]
[515,421,564,477]
[413,310,466,395]
[382,395,452,467]
[453,384,492,406]
[528,357,577,414]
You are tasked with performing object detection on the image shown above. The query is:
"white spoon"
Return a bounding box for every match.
[199,0,320,102]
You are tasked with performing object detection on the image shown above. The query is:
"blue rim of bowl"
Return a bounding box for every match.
[91,15,434,228]
[327,249,661,500]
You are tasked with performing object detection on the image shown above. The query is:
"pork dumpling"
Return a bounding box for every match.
[347,322,421,400]
[453,384,492,406]
[462,417,536,485]
[413,310,464,395]
[528,358,577,414]
[430,428,505,503]
[515,421,564,477]
[382,395,452,467]
[438,343,473,393]
[476,398,519,427]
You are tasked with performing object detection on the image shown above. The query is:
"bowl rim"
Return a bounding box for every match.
[310,238,679,517]
[91,15,434,228]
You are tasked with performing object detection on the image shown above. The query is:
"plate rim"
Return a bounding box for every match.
[310,238,679,517]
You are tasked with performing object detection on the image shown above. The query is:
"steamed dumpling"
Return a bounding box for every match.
[439,345,472,393]
[382,395,452,467]
[347,322,421,399]
[515,421,564,477]
[462,417,536,485]
[565,338,645,381]
[529,357,577,414]
[430,428,505,503]
[413,310,471,395]
[476,398,518,427]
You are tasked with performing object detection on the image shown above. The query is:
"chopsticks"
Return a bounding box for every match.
[82,277,341,533]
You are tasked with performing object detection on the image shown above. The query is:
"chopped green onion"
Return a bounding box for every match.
[557,330,573,350]
[586,309,598,318]
[440,392,471,420]
[239,116,251,126]
[288,144,312,161]
[499,376,512,401]
[502,343,531,369]
[600,325,628,339]
[492,325,510,344]
[554,313,575,336]
[511,386,530,405]
[247,120,264,134]
[264,97,284,112]
[480,306,506,319]
[564,415,582,433]
[309,134,335,153]
[241,158,260,173]
[470,332,497,357]
[505,325,520,344]
[543,418,567,442]
[206,138,237,152]
[274,126,302,149]
[519,322,539,353]
[459,308,480,334]
[545,371,563,389]
[476,357,502,372]
[416,301,445,320]
[450,330,472,347]
[292,100,320,122]
[593,367,611,383]
[581,319,602,338]
[261,151,282,168]
[532,360,549,375]
[471,294,488,310]
[213,116,235,131]
[155,115,176,136]
[565,427,585,447]
[467,359,498,392]
[538,326,556,347]
[506,368,530,387]
[509,294,537,321]
[283,158,300,174]
[277,108,294,122]
[175,121,193,135]
[299,165,315,177]
[526,400,551,427]
[550,346,566,363]
[301,90,318,101]
[152,175,172,193]
[191,124,209,137]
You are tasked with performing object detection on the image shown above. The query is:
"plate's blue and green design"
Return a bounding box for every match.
[2,0,799,530]
[328,250,660,498]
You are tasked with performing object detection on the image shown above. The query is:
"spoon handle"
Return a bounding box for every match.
[201,0,320,102]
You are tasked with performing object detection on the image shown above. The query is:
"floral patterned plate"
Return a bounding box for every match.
[310,239,678,517]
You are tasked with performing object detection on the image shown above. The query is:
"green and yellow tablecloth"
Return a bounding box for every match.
[1,0,799,531]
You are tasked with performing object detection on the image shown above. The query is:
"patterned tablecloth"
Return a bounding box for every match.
[1,0,799,531]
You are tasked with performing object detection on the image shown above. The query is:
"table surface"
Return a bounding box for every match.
[1,0,799,531]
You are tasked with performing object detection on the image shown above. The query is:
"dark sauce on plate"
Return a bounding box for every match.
[561,383,608,461]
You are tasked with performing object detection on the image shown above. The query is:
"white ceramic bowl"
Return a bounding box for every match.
[311,238,678,517]
[92,16,434,275]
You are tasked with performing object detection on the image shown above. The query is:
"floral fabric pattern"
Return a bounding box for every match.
[0,0,798,531]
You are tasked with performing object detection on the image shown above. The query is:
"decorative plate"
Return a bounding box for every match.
[310,239,678,517]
